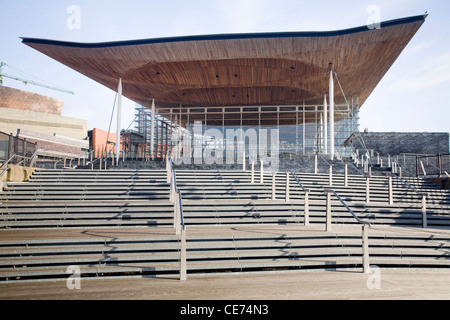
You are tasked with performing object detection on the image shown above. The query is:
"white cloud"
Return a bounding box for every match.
[390,52,450,92]
[403,38,439,55]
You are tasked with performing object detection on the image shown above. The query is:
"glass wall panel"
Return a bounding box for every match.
[135,103,359,161]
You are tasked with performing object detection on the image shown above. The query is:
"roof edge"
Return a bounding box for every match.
[21,14,427,49]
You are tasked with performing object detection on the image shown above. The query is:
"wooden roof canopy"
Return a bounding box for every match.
[22,14,426,112]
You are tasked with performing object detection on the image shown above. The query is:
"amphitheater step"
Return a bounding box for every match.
[1,226,449,282]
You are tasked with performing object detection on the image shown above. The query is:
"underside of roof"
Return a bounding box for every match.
[22,14,426,111]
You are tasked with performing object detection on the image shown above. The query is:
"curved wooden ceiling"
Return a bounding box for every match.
[22,15,426,110]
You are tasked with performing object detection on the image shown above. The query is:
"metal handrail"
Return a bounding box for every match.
[290,170,310,192]
[346,160,368,177]
[317,153,330,166]
[29,148,40,166]
[169,157,186,281]
[91,157,101,165]
[324,188,372,227]
[178,190,185,228]
[0,154,16,170]
[0,150,39,170]
[416,154,450,177]
[323,187,371,273]
[392,174,427,196]
[0,167,9,178]
[172,164,177,191]
[421,158,440,172]
[392,174,428,228]
[0,149,39,183]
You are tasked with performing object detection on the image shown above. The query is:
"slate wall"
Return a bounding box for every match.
[351,132,449,156]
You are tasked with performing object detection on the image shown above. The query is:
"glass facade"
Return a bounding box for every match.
[135,100,360,162]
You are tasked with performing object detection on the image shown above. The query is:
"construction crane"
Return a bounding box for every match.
[0,61,74,95]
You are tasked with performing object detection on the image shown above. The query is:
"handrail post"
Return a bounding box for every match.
[416,156,419,177]
[422,194,427,228]
[180,225,187,281]
[329,165,333,186]
[166,157,171,183]
[175,192,181,235]
[285,171,290,202]
[364,156,368,174]
[326,191,332,231]
[304,190,310,226]
[324,188,372,273]
[362,224,370,273]
[420,160,426,176]
[388,176,393,205]
[170,171,175,203]
[7,134,13,160]
[366,177,370,203]
[260,159,264,184]
[169,166,187,281]
[251,161,255,184]
[272,173,276,200]
[290,171,310,226]
[344,163,348,187]
[314,154,318,174]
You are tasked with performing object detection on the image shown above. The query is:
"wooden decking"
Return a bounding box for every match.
[1,268,449,300]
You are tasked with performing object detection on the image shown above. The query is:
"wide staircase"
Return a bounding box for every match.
[0,167,449,282]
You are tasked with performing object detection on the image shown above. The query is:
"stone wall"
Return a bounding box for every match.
[0,86,63,115]
[351,132,449,156]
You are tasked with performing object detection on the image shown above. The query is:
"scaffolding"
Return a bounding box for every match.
[133,104,181,159]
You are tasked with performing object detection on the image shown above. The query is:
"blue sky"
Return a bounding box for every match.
[1,0,449,135]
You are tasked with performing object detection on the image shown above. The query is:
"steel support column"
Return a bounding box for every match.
[116,78,122,164]
[329,70,335,160]
[150,98,156,159]
[323,94,328,156]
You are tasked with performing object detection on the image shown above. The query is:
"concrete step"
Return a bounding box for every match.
[1,168,448,230]
[1,226,449,282]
